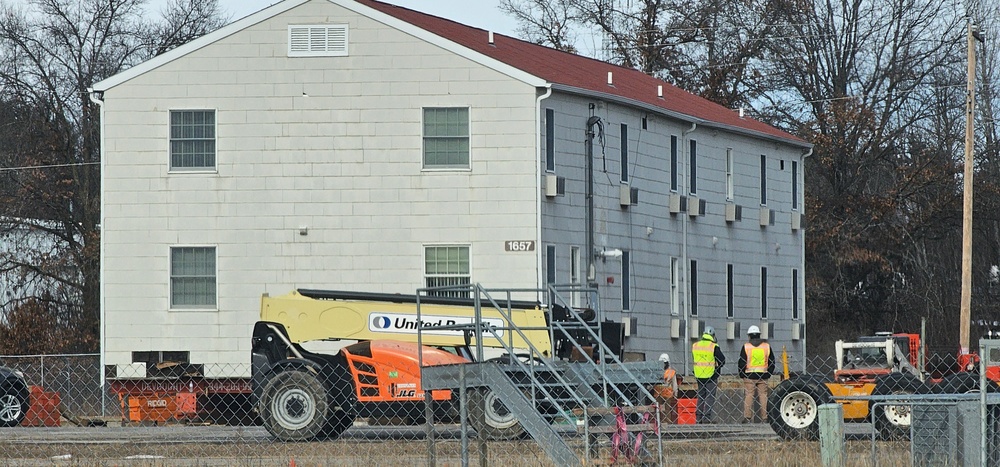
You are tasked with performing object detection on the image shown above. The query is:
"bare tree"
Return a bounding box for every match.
[500,0,781,108]
[761,0,968,352]
[0,0,227,353]
[499,0,580,53]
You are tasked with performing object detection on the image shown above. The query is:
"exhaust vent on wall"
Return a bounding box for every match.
[791,212,802,231]
[670,318,684,339]
[689,319,703,340]
[620,184,638,206]
[726,321,741,341]
[545,173,565,197]
[725,203,742,222]
[669,194,685,214]
[760,322,774,340]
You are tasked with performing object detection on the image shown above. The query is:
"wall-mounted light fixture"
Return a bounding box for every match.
[597,248,623,262]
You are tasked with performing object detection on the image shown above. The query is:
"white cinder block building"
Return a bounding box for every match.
[93,0,811,378]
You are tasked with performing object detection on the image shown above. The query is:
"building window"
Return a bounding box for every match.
[690,259,698,316]
[170,110,216,170]
[727,264,735,319]
[670,136,678,192]
[622,250,631,311]
[760,154,767,205]
[620,123,629,183]
[546,245,557,284]
[423,107,470,168]
[288,24,349,57]
[726,148,734,201]
[170,246,216,308]
[545,109,555,172]
[792,268,800,320]
[670,257,680,316]
[570,246,581,307]
[425,245,470,297]
[689,139,698,194]
[761,266,768,319]
[792,160,799,210]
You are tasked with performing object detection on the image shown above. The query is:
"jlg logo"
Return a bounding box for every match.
[390,383,419,398]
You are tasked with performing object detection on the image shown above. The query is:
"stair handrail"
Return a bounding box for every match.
[546,285,658,406]
[415,284,591,422]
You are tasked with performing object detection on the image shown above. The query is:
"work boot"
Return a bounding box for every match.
[741,418,751,424]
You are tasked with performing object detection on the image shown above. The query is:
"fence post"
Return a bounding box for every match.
[819,403,845,467]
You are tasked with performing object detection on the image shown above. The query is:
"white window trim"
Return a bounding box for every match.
[669,135,679,193]
[288,24,349,57]
[423,243,473,293]
[726,148,734,201]
[688,139,698,195]
[760,154,768,206]
[570,246,581,307]
[620,122,629,183]
[760,266,768,319]
[621,250,630,311]
[670,257,679,316]
[420,106,473,172]
[167,108,218,174]
[168,244,219,311]
[546,244,557,284]
[792,268,800,320]
[792,160,800,211]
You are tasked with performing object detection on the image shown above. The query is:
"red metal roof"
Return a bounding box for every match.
[357,0,805,145]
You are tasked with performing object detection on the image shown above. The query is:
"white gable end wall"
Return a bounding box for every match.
[101,0,541,373]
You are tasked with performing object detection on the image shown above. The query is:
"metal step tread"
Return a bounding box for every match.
[572,405,660,416]
[580,422,659,434]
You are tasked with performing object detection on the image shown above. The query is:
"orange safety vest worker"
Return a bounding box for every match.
[692,339,717,379]
[743,342,771,373]
[662,368,677,398]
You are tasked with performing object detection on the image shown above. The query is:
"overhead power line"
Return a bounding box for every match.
[0,162,99,172]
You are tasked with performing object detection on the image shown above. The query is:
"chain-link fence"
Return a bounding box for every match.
[2,349,1000,466]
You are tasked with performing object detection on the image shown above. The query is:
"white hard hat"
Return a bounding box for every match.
[658,353,670,363]
[748,325,761,335]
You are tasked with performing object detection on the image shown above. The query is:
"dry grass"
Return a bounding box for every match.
[0,439,913,467]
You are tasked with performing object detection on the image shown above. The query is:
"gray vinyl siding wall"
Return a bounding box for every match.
[539,92,805,373]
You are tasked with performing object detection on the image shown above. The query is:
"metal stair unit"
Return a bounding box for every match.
[418,283,663,466]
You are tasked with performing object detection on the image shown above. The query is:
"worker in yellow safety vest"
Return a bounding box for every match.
[691,326,725,423]
[738,325,774,423]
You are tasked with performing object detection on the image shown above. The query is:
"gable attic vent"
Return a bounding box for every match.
[288,25,349,57]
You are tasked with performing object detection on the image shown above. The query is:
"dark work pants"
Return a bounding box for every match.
[696,377,717,423]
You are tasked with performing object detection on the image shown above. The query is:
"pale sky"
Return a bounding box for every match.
[210,0,520,36]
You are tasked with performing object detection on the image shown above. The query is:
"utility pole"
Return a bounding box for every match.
[961,22,984,354]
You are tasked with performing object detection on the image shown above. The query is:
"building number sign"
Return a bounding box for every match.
[505,240,535,252]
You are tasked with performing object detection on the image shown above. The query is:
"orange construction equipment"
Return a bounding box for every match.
[21,386,60,427]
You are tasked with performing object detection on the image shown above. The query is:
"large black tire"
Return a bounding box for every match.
[869,373,928,440]
[467,387,526,440]
[936,372,998,394]
[0,380,28,428]
[319,409,355,439]
[767,378,833,440]
[259,370,329,441]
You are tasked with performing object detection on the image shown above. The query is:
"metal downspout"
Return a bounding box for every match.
[800,147,813,371]
[88,88,106,416]
[535,86,552,299]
